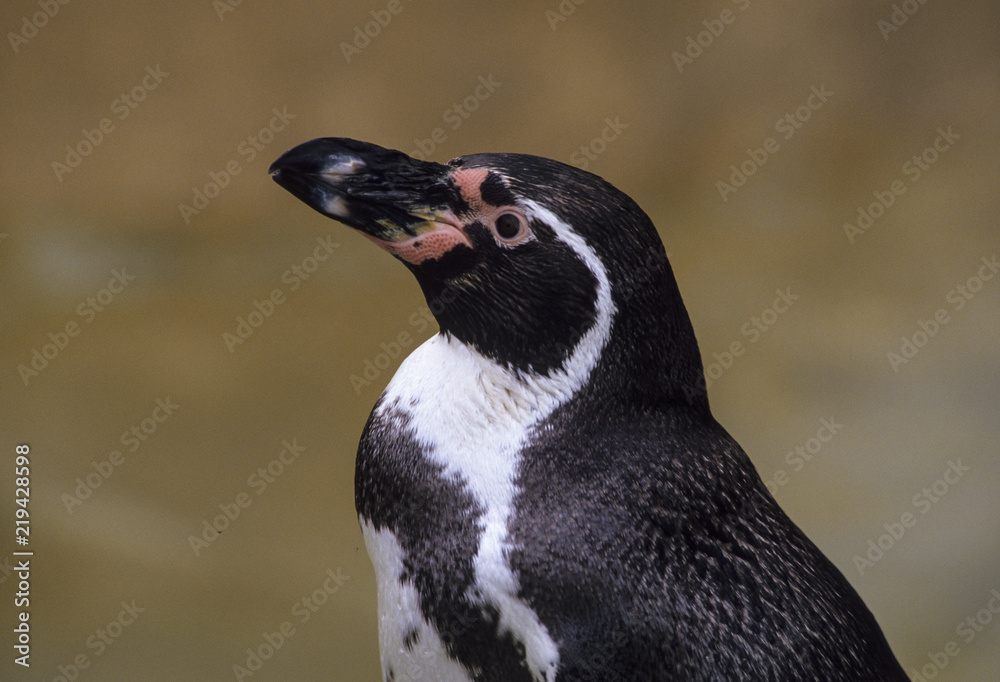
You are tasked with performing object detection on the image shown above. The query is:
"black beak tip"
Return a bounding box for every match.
[268,161,295,193]
[269,142,317,178]
[268,138,457,237]
[269,139,371,191]
[268,148,300,188]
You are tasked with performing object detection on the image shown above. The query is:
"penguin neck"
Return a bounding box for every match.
[423,267,710,425]
[587,264,711,417]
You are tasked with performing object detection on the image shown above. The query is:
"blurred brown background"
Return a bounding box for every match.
[2,1,998,680]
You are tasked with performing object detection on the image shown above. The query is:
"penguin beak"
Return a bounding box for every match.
[270,138,472,264]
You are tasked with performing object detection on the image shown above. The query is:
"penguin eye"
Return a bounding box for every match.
[492,211,529,244]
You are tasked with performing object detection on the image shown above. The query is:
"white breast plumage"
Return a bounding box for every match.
[363,201,616,681]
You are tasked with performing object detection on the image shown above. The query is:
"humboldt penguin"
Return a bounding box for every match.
[270,138,907,681]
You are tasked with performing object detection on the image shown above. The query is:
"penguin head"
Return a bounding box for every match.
[271,138,707,408]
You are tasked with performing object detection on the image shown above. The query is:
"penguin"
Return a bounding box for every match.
[269,138,908,681]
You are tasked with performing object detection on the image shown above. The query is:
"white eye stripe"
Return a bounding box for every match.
[521,199,616,378]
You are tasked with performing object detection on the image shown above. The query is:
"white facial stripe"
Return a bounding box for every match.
[372,201,614,681]
[521,198,616,394]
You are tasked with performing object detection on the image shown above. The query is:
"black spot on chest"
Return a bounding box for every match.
[355,400,482,569]
[355,399,540,681]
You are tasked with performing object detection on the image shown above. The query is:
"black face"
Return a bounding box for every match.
[271,139,706,403]
[270,139,605,375]
[417,184,600,377]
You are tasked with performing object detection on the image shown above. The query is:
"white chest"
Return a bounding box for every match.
[367,334,563,681]
[360,200,616,681]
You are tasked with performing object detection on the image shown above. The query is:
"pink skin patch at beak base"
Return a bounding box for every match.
[362,222,472,265]
[450,168,491,212]
[362,167,498,265]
